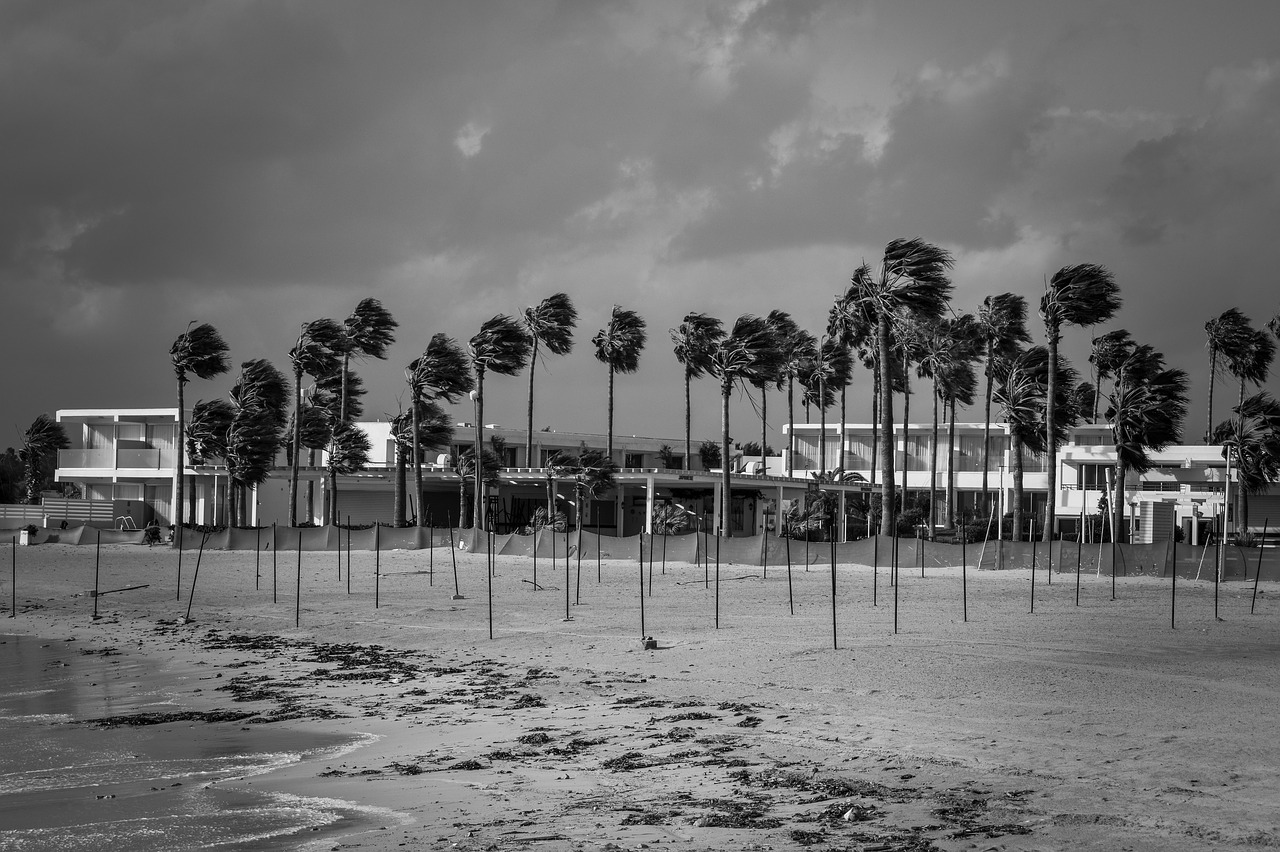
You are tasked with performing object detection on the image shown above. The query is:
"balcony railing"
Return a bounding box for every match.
[58,449,113,469]
[59,448,170,470]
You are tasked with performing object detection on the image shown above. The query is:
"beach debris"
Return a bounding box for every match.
[510,693,545,709]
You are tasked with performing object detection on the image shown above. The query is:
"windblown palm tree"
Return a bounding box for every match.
[224,359,289,526]
[1212,393,1280,532]
[405,334,475,526]
[454,446,503,530]
[170,323,230,525]
[287,319,344,526]
[800,337,852,475]
[1224,324,1275,409]
[851,239,955,536]
[779,324,817,477]
[670,313,725,470]
[707,315,785,536]
[523,294,578,468]
[750,311,796,471]
[1089,329,1134,421]
[1205,308,1251,442]
[565,447,619,550]
[1040,264,1121,543]
[184,399,233,524]
[976,294,1031,506]
[919,314,980,531]
[1104,346,1188,542]
[939,354,978,527]
[828,290,875,466]
[19,414,69,505]
[324,423,371,526]
[592,306,647,463]
[469,315,532,530]
[337,299,398,423]
[993,346,1080,539]
[390,399,452,526]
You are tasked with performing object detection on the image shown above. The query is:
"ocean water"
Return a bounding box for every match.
[0,634,382,851]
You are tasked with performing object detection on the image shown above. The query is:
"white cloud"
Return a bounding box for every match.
[454,121,489,158]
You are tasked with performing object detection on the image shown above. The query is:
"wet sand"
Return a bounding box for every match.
[2,538,1278,851]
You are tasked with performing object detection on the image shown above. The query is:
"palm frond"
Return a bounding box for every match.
[407,333,475,402]
[1040,264,1121,335]
[289,318,345,378]
[524,293,578,357]
[187,399,234,463]
[343,298,399,361]
[592,305,648,373]
[470,314,532,376]
[670,312,726,379]
[171,322,231,383]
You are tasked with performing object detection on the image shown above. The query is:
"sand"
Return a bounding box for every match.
[2,537,1279,851]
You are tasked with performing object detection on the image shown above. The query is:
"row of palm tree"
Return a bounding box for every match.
[162,243,1280,544]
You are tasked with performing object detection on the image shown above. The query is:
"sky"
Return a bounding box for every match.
[4,0,1280,454]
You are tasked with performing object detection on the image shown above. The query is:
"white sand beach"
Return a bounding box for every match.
[2,537,1278,851]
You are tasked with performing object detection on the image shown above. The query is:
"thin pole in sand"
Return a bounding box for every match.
[830,531,837,650]
[761,521,767,579]
[1030,517,1037,614]
[919,528,925,578]
[336,521,341,581]
[427,512,434,586]
[487,527,494,641]
[346,517,352,595]
[786,530,794,615]
[575,522,583,606]
[977,504,993,575]
[1252,518,1269,615]
[375,522,381,609]
[176,523,183,601]
[1077,504,1084,606]
[1171,524,1177,630]
[873,531,879,607]
[661,526,667,576]
[272,523,278,604]
[449,518,461,599]
[962,527,968,623]
[93,528,101,620]
[648,533,654,597]
[295,536,303,628]
[532,525,538,591]
[638,533,646,638]
[714,525,721,629]
[1214,511,1221,621]
[9,535,15,618]
[564,526,571,622]
[703,513,709,589]
[255,525,261,591]
[183,530,209,623]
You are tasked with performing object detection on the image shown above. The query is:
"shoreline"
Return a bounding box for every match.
[2,541,1279,850]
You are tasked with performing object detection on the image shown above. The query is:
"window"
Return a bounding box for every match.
[624,453,645,468]
[1078,464,1110,490]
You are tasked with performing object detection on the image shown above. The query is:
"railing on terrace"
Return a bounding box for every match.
[59,448,173,470]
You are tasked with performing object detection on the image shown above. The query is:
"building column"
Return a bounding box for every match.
[644,474,655,535]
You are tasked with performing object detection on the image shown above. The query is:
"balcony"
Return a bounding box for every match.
[59,448,169,470]
[59,449,114,469]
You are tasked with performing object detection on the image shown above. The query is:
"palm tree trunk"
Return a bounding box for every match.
[684,370,693,470]
[394,436,407,526]
[786,377,795,477]
[1012,433,1025,541]
[412,394,423,526]
[929,373,939,538]
[474,369,485,532]
[877,318,895,537]
[839,383,848,470]
[307,450,316,524]
[1113,459,1125,544]
[721,380,732,538]
[329,469,338,528]
[760,383,768,471]
[1205,348,1217,443]
[606,365,615,463]
[947,396,958,527]
[819,385,827,473]
[289,369,302,526]
[870,354,879,486]
[1044,330,1059,543]
[526,340,538,468]
[981,345,993,508]
[900,348,911,534]
[176,377,186,528]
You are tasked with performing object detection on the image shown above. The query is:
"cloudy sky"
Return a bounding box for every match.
[5,0,1280,453]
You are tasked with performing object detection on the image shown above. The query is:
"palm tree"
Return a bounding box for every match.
[1104,346,1189,542]
[779,325,817,477]
[1040,264,1121,543]
[1205,308,1251,442]
[707,315,785,536]
[454,446,503,530]
[324,423,372,526]
[670,313,725,470]
[567,447,619,549]
[800,337,852,475]
[523,293,578,468]
[19,414,70,505]
[225,359,290,526]
[592,306,647,463]
[851,239,955,536]
[469,315,532,530]
[1089,329,1135,421]
[1212,393,1280,533]
[170,323,231,526]
[828,290,875,469]
[750,311,796,471]
[993,346,1080,539]
[287,319,343,526]
[919,314,980,532]
[976,294,1031,507]
[186,399,233,522]
[337,299,398,423]
[940,355,978,527]
[405,334,475,526]
[1225,324,1275,409]
[390,399,452,526]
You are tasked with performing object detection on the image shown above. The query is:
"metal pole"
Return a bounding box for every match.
[255,525,261,591]
[639,532,646,637]
[786,529,794,615]
[428,511,434,586]
[176,522,183,602]
[272,522,277,604]
[1030,517,1037,614]
[487,529,493,640]
[450,517,460,599]
[184,531,208,622]
[715,524,720,628]
[346,517,351,595]
[295,535,302,628]
[1252,518,1269,614]
[94,528,101,620]
[830,532,837,649]
[9,536,15,618]
[375,522,381,609]
[1076,502,1084,606]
